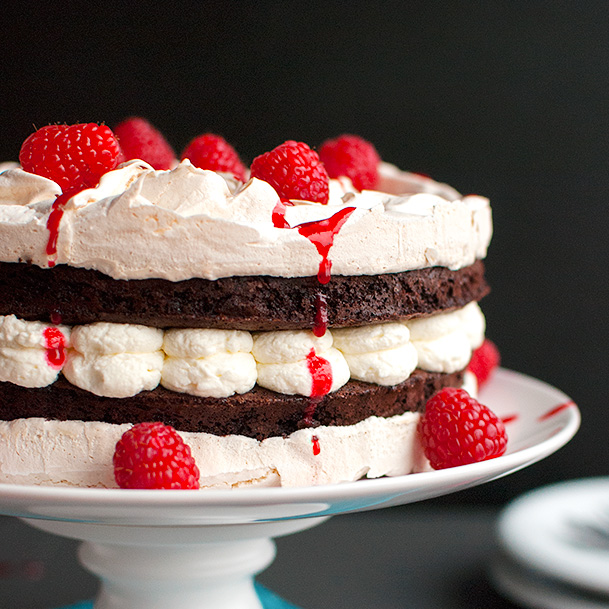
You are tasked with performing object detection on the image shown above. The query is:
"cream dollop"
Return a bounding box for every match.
[0,314,70,350]
[332,323,418,385]
[457,301,486,349]
[163,328,253,358]
[161,328,256,398]
[63,322,164,398]
[406,304,484,373]
[70,321,163,354]
[253,330,349,396]
[0,315,70,388]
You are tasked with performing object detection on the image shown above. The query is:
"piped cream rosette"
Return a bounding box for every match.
[63,323,164,398]
[161,329,257,398]
[0,315,71,387]
[407,301,485,373]
[253,330,349,395]
[332,322,418,386]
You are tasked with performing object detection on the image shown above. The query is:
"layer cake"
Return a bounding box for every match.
[0,128,493,488]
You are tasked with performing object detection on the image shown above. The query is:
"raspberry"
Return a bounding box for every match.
[318,134,380,191]
[468,339,500,387]
[113,117,176,170]
[250,140,329,204]
[181,133,246,181]
[19,123,121,193]
[113,422,200,489]
[419,387,507,470]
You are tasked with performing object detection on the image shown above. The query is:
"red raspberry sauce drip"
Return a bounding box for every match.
[43,327,67,369]
[301,399,320,427]
[46,191,74,267]
[301,348,333,428]
[501,414,519,425]
[301,396,323,427]
[50,311,63,325]
[297,207,356,284]
[311,435,321,456]
[272,199,292,229]
[313,294,328,337]
[271,200,355,284]
[306,348,333,397]
[538,401,576,421]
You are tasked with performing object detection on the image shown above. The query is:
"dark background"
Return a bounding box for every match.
[1,1,607,506]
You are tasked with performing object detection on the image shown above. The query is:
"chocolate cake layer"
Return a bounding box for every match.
[0,261,488,330]
[0,369,463,440]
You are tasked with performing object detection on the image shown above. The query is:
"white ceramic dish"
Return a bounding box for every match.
[491,555,609,609]
[0,368,580,609]
[498,477,609,599]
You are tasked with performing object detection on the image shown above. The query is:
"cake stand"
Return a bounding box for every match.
[0,368,579,609]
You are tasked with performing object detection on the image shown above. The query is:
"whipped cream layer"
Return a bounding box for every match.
[0,160,492,281]
[0,303,485,398]
[0,315,71,387]
[64,323,165,398]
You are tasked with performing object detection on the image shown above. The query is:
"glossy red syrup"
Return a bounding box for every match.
[313,294,328,337]
[300,348,333,428]
[501,414,519,425]
[297,207,356,284]
[306,348,333,397]
[272,201,355,284]
[311,435,321,456]
[46,191,75,267]
[272,199,292,229]
[301,399,320,427]
[538,401,576,421]
[43,327,67,369]
[49,311,63,325]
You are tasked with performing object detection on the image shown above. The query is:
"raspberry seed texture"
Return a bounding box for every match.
[419,387,507,470]
[113,421,200,489]
[250,140,330,204]
[19,123,121,192]
[181,133,247,181]
[113,117,176,170]
[468,339,500,388]
[319,134,380,191]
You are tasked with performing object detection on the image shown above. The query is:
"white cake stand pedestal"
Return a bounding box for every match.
[28,516,327,609]
[2,369,579,609]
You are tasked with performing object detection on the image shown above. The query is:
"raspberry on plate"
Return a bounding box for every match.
[468,338,500,387]
[113,117,176,170]
[318,134,381,191]
[19,123,122,193]
[181,133,247,181]
[113,421,200,489]
[250,140,330,204]
[419,387,507,470]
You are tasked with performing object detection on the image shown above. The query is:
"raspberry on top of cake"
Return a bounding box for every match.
[0,119,500,489]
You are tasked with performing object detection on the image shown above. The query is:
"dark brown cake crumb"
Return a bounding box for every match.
[0,369,464,440]
[0,260,489,330]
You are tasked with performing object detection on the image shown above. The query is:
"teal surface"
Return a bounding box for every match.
[54,582,302,609]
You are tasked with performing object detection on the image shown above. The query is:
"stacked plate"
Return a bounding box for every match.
[493,478,609,609]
